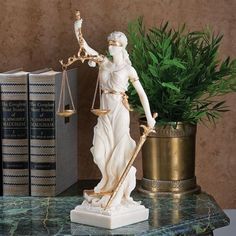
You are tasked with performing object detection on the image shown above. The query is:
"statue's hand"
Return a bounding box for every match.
[147,113,158,128]
[147,117,156,128]
[74,18,83,30]
[88,60,96,67]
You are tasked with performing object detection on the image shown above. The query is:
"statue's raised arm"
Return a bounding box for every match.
[74,10,104,67]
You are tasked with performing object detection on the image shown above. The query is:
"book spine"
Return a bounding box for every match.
[0,75,29,196]
[29,74,56,196]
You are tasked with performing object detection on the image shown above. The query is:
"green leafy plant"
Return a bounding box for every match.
[127,18,236,124]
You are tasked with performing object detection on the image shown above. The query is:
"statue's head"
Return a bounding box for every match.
[108,31,128,48]
[107,31,131,65]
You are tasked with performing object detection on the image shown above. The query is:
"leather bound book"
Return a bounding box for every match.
[29,68,78,196]
[0,70,29,196]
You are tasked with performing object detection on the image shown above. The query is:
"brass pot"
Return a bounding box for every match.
[139,121,200,196]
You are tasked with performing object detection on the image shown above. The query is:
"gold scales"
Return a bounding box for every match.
[90,74,110,116]
[57,69,76,117]
[57,10,110,118]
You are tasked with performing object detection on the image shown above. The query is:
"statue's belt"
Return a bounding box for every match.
[101,89,133,111]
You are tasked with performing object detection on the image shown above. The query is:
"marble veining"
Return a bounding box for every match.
[0,191,229,236]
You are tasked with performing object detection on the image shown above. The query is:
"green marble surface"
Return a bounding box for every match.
[0,181,230,236]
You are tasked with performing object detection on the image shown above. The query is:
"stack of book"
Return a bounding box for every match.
[0,68,79,196]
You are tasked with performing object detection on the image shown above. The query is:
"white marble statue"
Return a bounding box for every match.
[70,13,156,229]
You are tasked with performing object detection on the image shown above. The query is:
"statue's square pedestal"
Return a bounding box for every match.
[70,204,149,229]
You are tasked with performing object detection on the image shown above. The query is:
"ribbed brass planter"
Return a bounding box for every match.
[139,121,201,197]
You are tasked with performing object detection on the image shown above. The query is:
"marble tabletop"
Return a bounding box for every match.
[0,181,230,236]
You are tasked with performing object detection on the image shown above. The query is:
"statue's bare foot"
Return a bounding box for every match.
[123,197,140,205]
[94,177,107,193]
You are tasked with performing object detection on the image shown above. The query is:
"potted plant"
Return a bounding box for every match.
[127,18,236,196]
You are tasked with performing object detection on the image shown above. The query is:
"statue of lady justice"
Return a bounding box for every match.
[68,11,156,229]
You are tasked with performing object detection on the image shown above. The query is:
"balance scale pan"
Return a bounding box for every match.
[90,109,110,116]
[57,109,76,117]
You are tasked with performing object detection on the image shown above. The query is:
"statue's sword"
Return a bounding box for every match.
[105,113,158,210]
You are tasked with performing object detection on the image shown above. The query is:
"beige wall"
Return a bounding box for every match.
[0,0,236,208]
